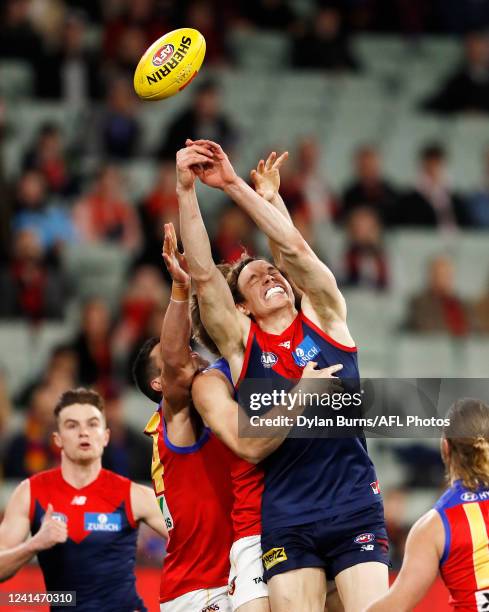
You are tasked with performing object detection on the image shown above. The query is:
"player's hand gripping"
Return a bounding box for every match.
[185,139,238,190]
[162,222,189,288]
[31,504,68,551]
[250,151,289,202]
[176,144,213,191]
[300,361,343,395]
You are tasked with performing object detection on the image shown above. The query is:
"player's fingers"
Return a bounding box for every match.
[185,152,214,167]
[186,144,214,158]
[274,151,289,169]
[250,169,258,184]
[45,503,53,517]
[257,159,265,174]
[324,364,343,375]
[303,361,318,373]
[162,253,172,269]
[265,152,276,171]
[169,223,178,250]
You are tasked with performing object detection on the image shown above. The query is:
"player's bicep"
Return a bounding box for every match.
[130,483,168,539]
[0,480,31,549]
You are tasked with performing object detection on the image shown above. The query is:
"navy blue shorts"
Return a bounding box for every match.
[261,502,389,581]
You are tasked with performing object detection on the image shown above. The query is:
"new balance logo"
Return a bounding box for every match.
[278,341,291,349]
[71,496,87,505]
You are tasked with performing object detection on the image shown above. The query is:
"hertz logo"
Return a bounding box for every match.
[146,36,192,85]
[262,546,288,570]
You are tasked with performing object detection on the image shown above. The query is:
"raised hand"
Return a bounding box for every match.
[250,151,289,202]
[185,139,238,190]
[31,504,68,551]
[162,222,189,287]
[176,144,213,191]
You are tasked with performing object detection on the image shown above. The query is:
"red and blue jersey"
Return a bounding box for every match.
[435,480,489,611]
[29,467,145,612]
[144,406,234,603]
[237,310,382,534]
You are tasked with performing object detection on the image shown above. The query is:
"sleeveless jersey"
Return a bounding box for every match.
[29,467,145,612]
[435,480,489,611]
[205,357,264,541]
[237,310,381,533]
[144,406,234,603]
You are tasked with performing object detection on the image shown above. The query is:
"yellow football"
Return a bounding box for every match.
[133,28,206,101]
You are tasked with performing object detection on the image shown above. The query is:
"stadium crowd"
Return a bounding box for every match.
[1,0,489,571]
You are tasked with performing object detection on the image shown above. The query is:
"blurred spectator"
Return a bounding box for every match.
[406,255,471,336]
[71,299,114,391]
[157,80,237,160]
[100,78,141,159]
[382,488,408,570]
[423,32,489,114]
[213,207,256,263]
[292,7,359,71]
[125,306,165,384]
[35,10,101,102]
[0,98,14,263]
[73,165,141,252]
[0,229,69,322]
[0,371,12,438]
[280,137,337,222]
[23,124,74,195]
[13,169,77,253]
[342,145,399,225]
[113,266,169,361]
[400,144,468,228]
[0,0,42,60]
[183,0,226,64]
[237,0,297,30]
[102,390,151,480]
[465,147,489,227]
[138,162,179,267]
[103,0,169,64]
[342,207,389,290]
[16,345,78,408]
[3,384,60,478]
[472,279,489,334]
[107,26,147,80]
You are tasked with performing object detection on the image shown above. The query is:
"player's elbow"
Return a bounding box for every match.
[281,228,309,258]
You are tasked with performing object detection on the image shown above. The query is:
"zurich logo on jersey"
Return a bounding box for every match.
[461,492,479,502]
[293,335,320,367]
[84,512,121,532]
[261,352,278,368]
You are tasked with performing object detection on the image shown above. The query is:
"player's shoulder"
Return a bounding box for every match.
[29,467,61,487]
[99,468,132,493]
[409,509,445,557]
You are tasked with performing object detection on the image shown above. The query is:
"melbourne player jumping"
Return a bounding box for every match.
[176,139,389,612]
[0,388,167,611]
[368,398,489,612]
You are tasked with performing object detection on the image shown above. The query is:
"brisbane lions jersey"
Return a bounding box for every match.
[436,480,489,611]
[144,405,234,604]
[236,311,381,534]
[29,467,145,612]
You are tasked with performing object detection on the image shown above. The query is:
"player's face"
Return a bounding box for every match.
[54,404,109,464]
[237,260,294,318]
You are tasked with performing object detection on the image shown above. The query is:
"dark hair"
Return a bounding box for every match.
[420,143,446,161]
[443,398,489,490]
[132,337,161,403]
[54,387,105,420]
[226,254,260,304]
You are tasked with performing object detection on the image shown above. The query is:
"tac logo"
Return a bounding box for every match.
[293,335,320,367]
[84,512,121,532]
[461,492,479,502]
[152,43,175,67]
[370,480,381,495]
[354,533,375,545]
[261,352,278,368]
[263,546,288,570]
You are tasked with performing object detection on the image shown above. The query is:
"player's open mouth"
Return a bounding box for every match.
[264,286,286,300]
[79,443,91,450]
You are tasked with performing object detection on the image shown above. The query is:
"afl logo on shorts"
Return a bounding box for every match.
[261,352,278,368]
[152,44,175,67]
[461,491,479,502]
[354,533,375,544]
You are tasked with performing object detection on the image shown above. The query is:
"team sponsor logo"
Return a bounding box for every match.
[70,495,87,505]
[228,576,236,596]
[354,533,375,544]
[370,480,381,495]
[278,340,291,349]
[146,36,192,85]
[261,352,278,368]
[201,605,220,612]
[152,43,174,66]
[84,512,121,532]
[253,577,264,584]
[461,491,479,502]
[51,512,67,523]
[263,546,288,570]
[475,589,489,611]
[292,336,320,367]
[157,494,174,531]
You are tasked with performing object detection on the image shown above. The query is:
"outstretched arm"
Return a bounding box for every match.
[191,140,346,324]
[192,361,342,464]
[366,510,443,612]
[176,145,249,365]
[130,482,168,539]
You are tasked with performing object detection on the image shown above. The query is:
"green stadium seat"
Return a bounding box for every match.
[228,30,291,70]
[394,334,457,377]
[0,60,34,99]
[0,324,38,394]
